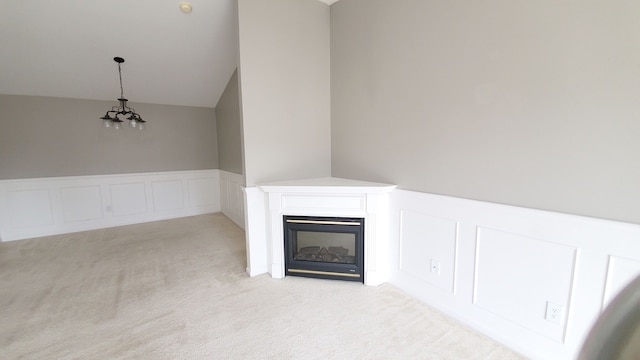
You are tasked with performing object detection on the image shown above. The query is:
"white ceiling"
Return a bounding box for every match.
[0,0,338,108]
[0,0,240,108]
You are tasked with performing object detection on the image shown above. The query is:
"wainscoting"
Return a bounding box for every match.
[4,170,639,359]
[0,170,246,242]
[219,170,245,230]
[389,189,640,359]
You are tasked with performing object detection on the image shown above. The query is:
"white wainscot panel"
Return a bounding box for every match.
[474,227,576,343]
[399,210,457,293]
[220,179,230,210]
[7,189,53,227]
[152,180,184,211]
[281,195,364,213]
[220,175,245,230]
[188,178,219,208]
[0,170,221,242]
[230,182,244,217]
[110,183,148,217]
[61,186,103,222]
[603,256,640,308]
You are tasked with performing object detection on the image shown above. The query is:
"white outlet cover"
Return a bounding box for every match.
[545,301,564,324]
[430,259,441,275]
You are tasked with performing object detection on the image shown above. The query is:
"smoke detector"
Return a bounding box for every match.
[179,2,192,14]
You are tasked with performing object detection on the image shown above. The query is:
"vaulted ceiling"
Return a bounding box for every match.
[0,0,337,108]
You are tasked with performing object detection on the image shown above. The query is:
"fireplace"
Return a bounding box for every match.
[250,177,396,286]
[284,215,364,282]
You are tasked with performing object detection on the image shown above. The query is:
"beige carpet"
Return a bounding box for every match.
[0,213,525,359]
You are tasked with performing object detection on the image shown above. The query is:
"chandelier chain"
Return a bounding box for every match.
[118,63,124,100]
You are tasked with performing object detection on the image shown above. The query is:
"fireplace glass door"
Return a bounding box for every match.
[294,231,357,264]
[284,215,364,282]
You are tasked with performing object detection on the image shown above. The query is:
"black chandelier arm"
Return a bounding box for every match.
[109,104,136,115]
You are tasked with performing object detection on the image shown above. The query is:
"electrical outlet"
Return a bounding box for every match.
[430,259,441,275]
[545,301,563,324]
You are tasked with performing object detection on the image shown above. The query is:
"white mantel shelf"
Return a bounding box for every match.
[258,177,396,194]
[244,177,396,286]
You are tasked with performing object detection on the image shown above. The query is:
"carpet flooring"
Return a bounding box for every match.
[0,213,525,359]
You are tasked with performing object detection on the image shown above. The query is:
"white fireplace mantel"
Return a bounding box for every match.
[244,177,396,286]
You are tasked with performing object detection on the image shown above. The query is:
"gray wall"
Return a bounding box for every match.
[215,69,244,176]
[238,0,331,187]
[0,95,218,179]
[331,0,640,224]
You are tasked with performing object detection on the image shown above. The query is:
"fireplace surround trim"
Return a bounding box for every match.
[259,177,396,286]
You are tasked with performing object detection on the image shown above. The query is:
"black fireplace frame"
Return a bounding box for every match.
[284,215,365,282]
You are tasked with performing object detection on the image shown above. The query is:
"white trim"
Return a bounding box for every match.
[243,186,268,276]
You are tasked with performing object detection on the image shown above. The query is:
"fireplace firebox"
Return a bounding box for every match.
[284,215,364,282]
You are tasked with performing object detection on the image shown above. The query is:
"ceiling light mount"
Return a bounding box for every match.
[179,2,192,14]
[100,57,146,130]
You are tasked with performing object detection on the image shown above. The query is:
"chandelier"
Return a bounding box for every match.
[100,57,146,130]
